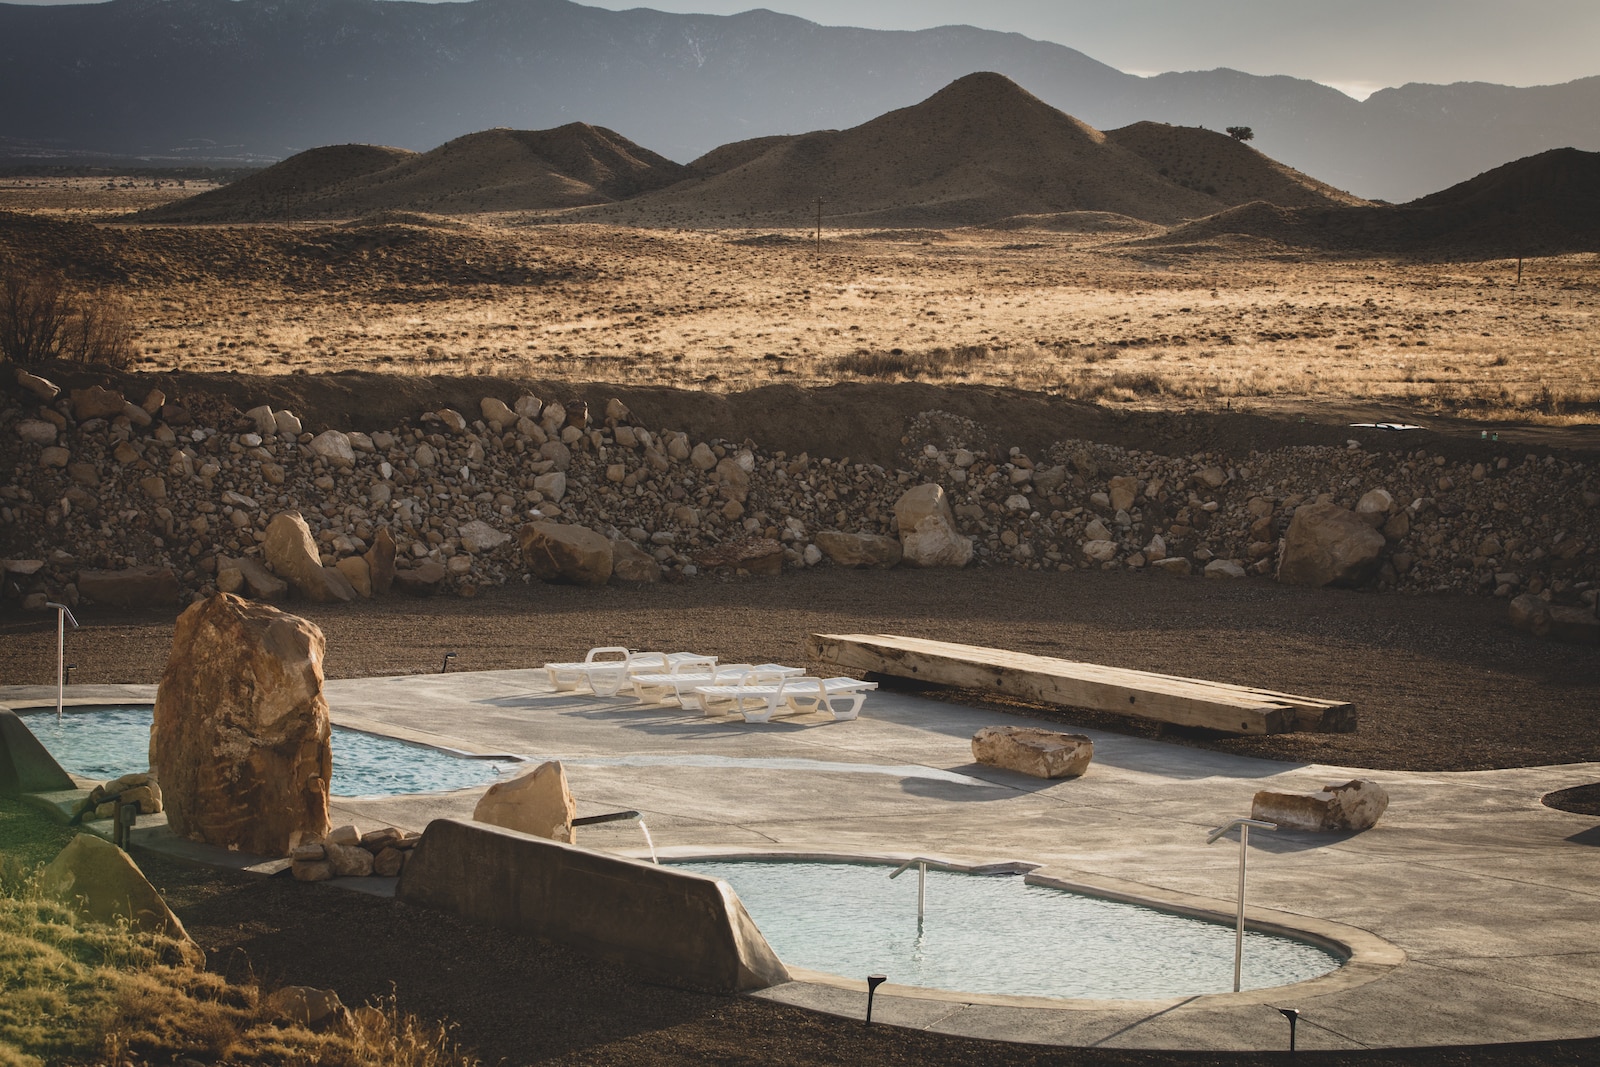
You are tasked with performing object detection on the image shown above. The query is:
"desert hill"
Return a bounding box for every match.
[134,144,418,223]
[141,124,687,222]
[1104,122,1366,210]
[1147,148,1600,257]
[591,74,1368,228]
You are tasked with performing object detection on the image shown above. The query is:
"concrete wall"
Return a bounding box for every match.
[396,818,790,993]
[0,709,77,796]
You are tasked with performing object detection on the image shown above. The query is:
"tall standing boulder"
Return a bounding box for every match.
[1275,502,1386,588]
[151,594,332,856]
[894,484,973,567]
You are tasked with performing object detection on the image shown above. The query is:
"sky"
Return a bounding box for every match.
[6,0,1596,98]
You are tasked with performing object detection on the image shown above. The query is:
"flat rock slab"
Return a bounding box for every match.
[972,725,1093,778]
[1252,779,1391,832]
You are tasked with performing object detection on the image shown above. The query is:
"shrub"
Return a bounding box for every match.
[0,264,136,369]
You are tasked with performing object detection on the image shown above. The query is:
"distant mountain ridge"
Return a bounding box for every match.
[135,75,1371,227]
[2,0,1598,202]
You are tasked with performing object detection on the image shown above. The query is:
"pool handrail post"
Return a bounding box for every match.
[1206,817,1277,992]
[890,856,957,923]
[45,602,78,722]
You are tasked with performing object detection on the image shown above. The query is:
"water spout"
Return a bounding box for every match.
[572,809,659,864]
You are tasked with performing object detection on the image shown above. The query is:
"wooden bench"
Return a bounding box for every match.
[805,633,1355,735]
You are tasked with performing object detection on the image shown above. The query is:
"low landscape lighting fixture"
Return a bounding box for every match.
[1206,817,1277,992]
[1277,1007,1301,1051]
[441,651,458,673]
[864,974,887,1025]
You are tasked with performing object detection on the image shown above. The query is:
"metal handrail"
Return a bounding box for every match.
[45,602,78,722]
[1206,817,1277,992]
[889,856,966,921]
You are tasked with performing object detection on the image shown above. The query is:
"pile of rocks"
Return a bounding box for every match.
[290,822,419,881]
[70,771,163,821]
[2,369,1596,621]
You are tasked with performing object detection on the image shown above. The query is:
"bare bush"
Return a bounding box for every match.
[0,266,69,365]
[0,264,137,368]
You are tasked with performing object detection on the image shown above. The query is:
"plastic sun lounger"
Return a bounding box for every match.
[690,672,876,723]
[646,663,805,709]
[544,648,715,698]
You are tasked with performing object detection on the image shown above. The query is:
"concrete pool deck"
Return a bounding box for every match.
[5,673,1599,1053]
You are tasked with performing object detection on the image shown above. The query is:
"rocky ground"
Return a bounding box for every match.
[4,367,1597,622]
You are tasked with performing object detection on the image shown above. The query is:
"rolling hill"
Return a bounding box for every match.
[585,74,1360,228]
[1146,148,1600,257]
[138,124,687,222]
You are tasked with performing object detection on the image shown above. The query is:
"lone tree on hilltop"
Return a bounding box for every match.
[1226,126,1255,142]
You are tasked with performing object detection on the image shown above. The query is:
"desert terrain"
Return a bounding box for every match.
[2,98,1598,1065]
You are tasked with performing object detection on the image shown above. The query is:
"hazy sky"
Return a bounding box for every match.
[7,0,1596,98]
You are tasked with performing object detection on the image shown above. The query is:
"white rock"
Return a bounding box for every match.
[458,520,510,554]
[309,430,355,468]
[1252,780,1390,832]
[1082,539,1117,562]
[273,410,302,436]
[1205,559,1247,579]
[16,420,57,445]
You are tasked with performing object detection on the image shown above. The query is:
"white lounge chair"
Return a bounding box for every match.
[690,672,876,723]
[544,648,714,698]
[629,661,803,706]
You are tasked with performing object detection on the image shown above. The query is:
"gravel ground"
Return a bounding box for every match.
[4,567,1596,771]
[7,567,1599,1065]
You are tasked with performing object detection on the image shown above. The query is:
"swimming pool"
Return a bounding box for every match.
[20,705,519,798]
[673,859,1343,1000]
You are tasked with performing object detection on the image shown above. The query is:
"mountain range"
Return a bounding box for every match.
[3,0,1598,203]
[135,74,1368,228]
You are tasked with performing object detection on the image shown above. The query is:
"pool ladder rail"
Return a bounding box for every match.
[46,602,79,722]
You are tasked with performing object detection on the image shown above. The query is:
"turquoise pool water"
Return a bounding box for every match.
[22,706,517,798]
[674,859,1342,999]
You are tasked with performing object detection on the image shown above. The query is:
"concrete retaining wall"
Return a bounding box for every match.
[395,818,790,993]
[0,708,77,796]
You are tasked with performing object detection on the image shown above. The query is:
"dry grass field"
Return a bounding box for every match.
[2,178,1595,431]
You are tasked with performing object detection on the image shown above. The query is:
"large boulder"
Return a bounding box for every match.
[1275,502,1387,588]
[75,566,180,609]
[308,430,355,469]
[519,522,613,586]
[151,594,332,856]
[894,484,973,568]
[472,761,576,843]
[1252,779,1390,832]
[971,726,1094,779]
[609,539,662,583]
[694,537,783,577]
[41,834,190,940]
[263,511,354,602]
[71,385,126,422]
[815,530,903,568]
[217,556,287,601]
[1509,593,1599,645]
[364,527,397,595]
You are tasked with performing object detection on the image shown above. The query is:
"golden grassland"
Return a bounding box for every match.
[0,799,478,1067]
[4,179,1597,426]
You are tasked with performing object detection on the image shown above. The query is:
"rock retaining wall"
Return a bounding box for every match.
[3,374,1597,614]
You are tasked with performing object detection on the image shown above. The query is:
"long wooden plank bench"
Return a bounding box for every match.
[805,633,1355,735]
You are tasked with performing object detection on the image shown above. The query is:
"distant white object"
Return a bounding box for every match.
[544,648,715,697]
[689,671,877,723]
[631,662,802,705]
[1348,423,1421,431]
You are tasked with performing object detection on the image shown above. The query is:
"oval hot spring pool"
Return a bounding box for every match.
[672,859,1343,1000]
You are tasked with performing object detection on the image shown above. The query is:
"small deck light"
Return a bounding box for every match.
[865,974,887,1025]
[1277,1007,1300,1050]
[441,651,458,673]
